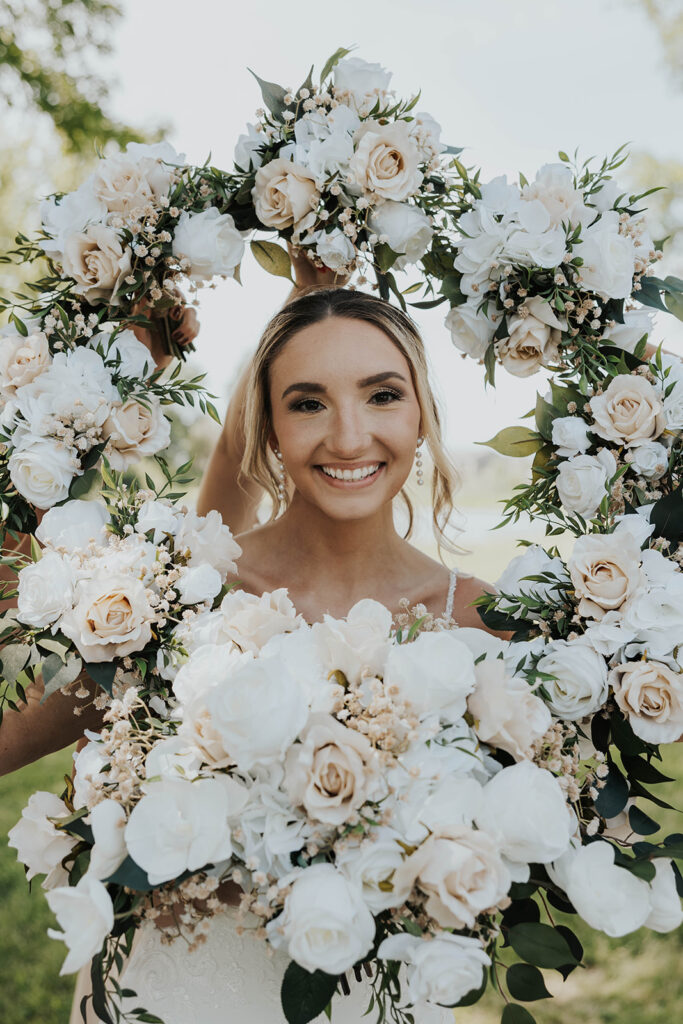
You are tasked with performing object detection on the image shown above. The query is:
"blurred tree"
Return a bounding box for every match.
[639,0,683,85]
[0,0,145,151]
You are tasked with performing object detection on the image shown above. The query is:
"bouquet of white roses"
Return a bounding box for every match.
[6,140,245,360]
[9,587,683,1024]
[226,48,461,305]
[0,463,242,725]
[0,317,216,537]
[436,149,683,386]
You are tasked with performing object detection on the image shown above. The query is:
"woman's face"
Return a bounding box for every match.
[269,316,422,522]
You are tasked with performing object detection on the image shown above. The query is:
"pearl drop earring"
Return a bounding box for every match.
[273,447,286,501]
[415,437,424,486]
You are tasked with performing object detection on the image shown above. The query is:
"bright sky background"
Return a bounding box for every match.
[104,0,683,450]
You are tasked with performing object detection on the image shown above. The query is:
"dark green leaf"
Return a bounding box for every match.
[629,805,660,836]
[83,661,117,695]
[281,961,338,1024]
[554,925,583,979]
[104,856,152,892]
[595,763,629,818]
[636,276,669,313]
[507,923,577,970]
[506,964,552,1002]
[622,754,673,785]
[650,486,683,543]
[501,1005,537,1024]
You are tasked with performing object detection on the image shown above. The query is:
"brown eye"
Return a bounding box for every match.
[370,388,403,405]
[290,398,325,413]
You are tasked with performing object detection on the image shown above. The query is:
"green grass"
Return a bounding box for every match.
[1,748,682,1023]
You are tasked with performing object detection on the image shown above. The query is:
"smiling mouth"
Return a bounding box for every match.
[316,462,384,486]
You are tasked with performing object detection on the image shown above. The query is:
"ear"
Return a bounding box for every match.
[268,431,279,453]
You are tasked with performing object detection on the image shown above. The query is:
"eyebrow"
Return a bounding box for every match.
[281,371,408,400]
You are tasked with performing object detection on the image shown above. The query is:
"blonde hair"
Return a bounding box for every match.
[241,288,461,554]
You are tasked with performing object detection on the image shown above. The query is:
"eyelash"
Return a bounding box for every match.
[289,388,404,413]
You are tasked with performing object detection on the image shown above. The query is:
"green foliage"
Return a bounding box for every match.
[0,0,146,152]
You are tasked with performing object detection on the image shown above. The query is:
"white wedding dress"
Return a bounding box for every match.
[70,575,461,1024]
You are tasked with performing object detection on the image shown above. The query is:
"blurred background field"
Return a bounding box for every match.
[2,0,683,1021]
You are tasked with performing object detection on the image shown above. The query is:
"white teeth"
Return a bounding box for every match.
[321,463,380,481]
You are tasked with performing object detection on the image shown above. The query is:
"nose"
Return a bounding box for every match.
[326,403,371,459]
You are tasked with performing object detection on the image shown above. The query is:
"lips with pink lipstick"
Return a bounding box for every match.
[316,461,385,487]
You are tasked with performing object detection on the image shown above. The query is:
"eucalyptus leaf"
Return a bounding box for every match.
[1,643,30,683]
[318,46,354,85]
[247,69,287,119]
[477,427,543,458]
[41,654,82,702]
[251,240,294,281]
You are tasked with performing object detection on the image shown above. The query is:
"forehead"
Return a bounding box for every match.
[269,316,412,391]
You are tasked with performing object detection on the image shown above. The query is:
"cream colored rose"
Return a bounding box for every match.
[348,121,423,201]
[252,159,318,229]
[468,658,551,760]
[103,395,171,470]
[92,156,154,218]
[590,374,665,448]
[285,713,378,826]
[610,660,683,743]
[60,573,154,662]
[496,296,564,378]
[568,531,644,621]
[393,825,511,929]
[62,224,132,304]
[0,331,51,395]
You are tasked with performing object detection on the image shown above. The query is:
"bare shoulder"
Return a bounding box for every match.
[224,523,279,597]
[452,572,496,628]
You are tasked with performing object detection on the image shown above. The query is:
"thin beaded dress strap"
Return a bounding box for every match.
[444,568,458,620]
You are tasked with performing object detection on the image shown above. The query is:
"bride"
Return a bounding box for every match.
[1,260,501,1024]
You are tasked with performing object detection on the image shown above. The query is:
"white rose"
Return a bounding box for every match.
[14,347,117,436]
[135,498,181,543]
[506,214,567,269]
[383,631,476,723]
[172,208,244,282]
[574,212,636,299]
[550,841,651,937]
[123,141,184,196]
[568,530,644,621]
[72,736,108,809]
[266,863,375,974]
[144,736,201,783]
[496,544,569,611]
[613,511,656,549]
[252,159,318,230]
[497,296,564,378]
[368,201,433,269]
[411,110,446,157]
[590,374,665,447]
[336,830,409,912]
[314,227,355,270]
[390,773,484,847]
[62,223,132,304]
[610,659,683,743]
[626,440,669,480]
[304,132,354,180]
[349,121,423,201]
[521,163,590,228]
[311,598,392,684]
[89,329,156,380]
[333,57,392,116]
[103,395,171,470]
[87,800,128,881]
[16,550,75,628]
[124,776,243,885]
[207,655,309,771]
[8,439,80,508]
[285,713,378,825]
[174,509,241,580]
[176,563,222,605]
[645,860,683,933]
[175,646,250,768]
[46,875,114,974]
[0,329,51,396]
[445,301,497,360]
[394,825,511,929]
[8,791,75,887]
[536,639,609,720]
[551,416,592,457]
[261,627,341,714]
[60,573,154,662]
[218,587,303,653]
[378,932,490,1009]
[602,308,654,353]
[663,378,683,431]
[468,659,551,760]
[475,760,575,868]
[36,499,110,553]
[91,155,155,217]
[234,122,265,170]
[40,178,108,257]
[556,448,616,517]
